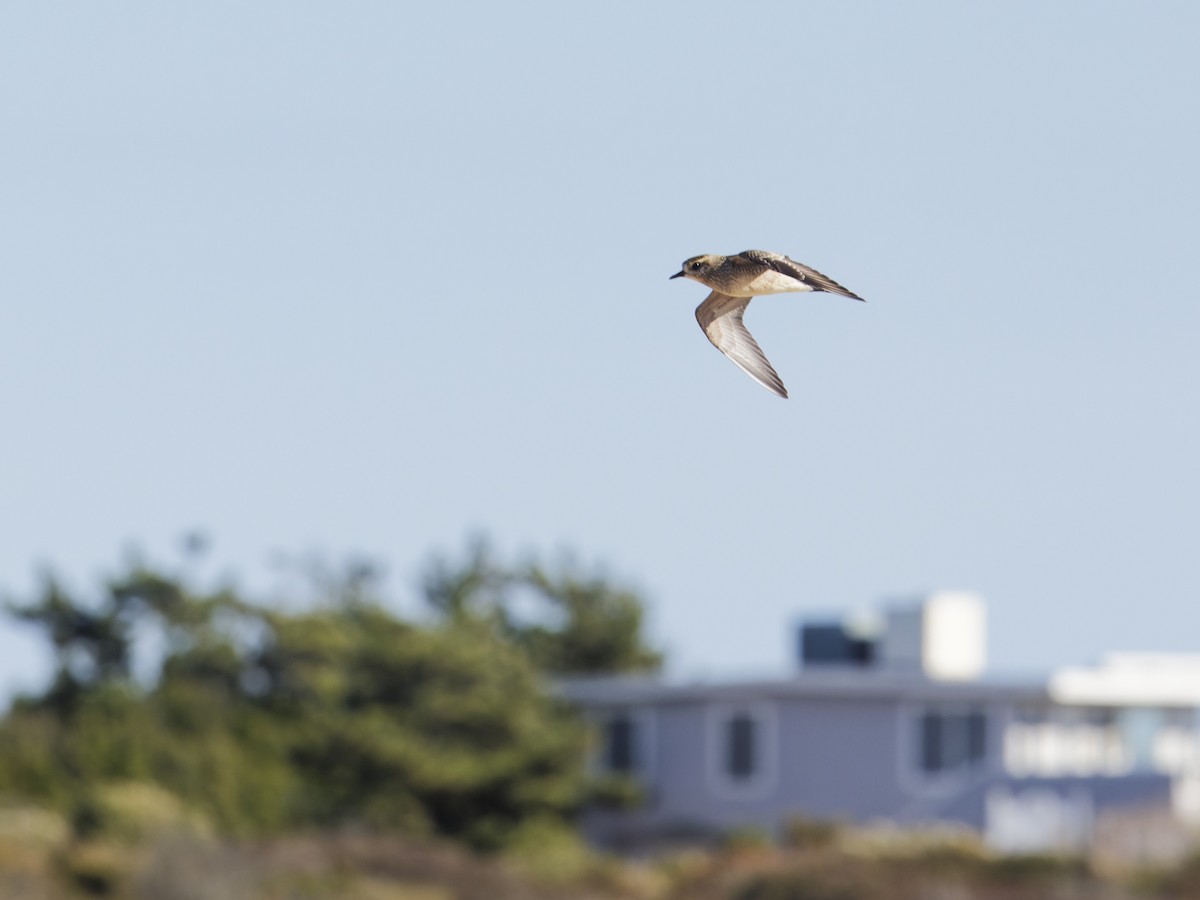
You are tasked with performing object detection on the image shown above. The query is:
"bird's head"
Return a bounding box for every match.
[670,254,721,284]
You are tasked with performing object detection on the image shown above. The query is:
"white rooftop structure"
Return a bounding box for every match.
[1051,653,1200,706]
[881,590,987,681]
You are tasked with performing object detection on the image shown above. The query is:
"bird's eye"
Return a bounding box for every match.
[690,262,703,271]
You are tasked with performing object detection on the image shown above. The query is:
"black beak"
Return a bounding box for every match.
[669,270,685,279]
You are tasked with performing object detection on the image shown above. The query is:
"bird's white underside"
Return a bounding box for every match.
[731,270,815,297]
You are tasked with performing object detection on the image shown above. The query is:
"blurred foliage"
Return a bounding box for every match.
[720,826,774,857]
[780,817,840,852]
[1134,850,1200,899]
[422,536,663,675]
[0,798,1190,900]
[0,539,661,854]
[733,865,889,900]
[501,815,596,885]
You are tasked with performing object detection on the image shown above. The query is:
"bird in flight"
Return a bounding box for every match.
[670,249,864,399]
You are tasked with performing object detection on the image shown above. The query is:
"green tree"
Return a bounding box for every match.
[422,539,662,675]
[515,559,662,674]
[266,602,588,847]
[0,541,649,849]
[8,574,135,714]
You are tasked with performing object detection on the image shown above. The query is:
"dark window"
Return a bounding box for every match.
[605,715,636,773]
[945,715,968,770]
[921,712,943,773]
[726,713,757,779]
[920,709,988,775]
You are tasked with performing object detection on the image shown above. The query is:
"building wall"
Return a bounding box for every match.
[573,677,1187,851]
[589,694,936,842]
[776,697,910,819]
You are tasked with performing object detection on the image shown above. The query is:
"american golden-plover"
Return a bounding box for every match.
[670,249,864,399]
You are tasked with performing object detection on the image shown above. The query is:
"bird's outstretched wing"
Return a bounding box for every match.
[695,291,788,399]
[737,250,865,301]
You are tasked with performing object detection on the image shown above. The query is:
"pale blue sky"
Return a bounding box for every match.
[2,3,1199,698]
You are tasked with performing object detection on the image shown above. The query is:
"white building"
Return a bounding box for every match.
[561,593,1200,856]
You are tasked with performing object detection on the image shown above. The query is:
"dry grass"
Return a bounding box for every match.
[0,802,1197,900]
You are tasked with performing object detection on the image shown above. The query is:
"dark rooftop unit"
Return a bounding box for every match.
[799,622,876,668]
